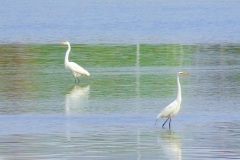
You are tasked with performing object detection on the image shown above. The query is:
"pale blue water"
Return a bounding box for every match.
[1,1,240,159]
[1,0,240,44]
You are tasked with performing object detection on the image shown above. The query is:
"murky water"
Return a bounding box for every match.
[1,1,240,159]
[0,43,240,159]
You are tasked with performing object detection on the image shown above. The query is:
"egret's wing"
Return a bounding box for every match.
[68,62,90,76]
[157,100,178,119]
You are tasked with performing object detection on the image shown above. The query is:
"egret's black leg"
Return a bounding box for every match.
[77,77,80,83]
[74,78,77,83]
[154,119,158,126]
[162,118,170,128]
[169,118,171,129]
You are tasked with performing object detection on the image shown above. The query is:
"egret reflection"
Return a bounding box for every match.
[65,85,90,115]
[157,130,182,160]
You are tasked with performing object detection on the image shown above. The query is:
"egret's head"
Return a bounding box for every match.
[178,72,189,75]
[60,41,69,45]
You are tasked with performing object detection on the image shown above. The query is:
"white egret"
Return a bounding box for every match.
[155,72,189,129]
[60,41,90,83]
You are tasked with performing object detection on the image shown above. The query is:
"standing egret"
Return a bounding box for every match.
[155,72,189,129]
[60,41,90,83]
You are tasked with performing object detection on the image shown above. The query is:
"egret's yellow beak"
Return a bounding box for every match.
[181,72,189,75]
[60,42,67,45]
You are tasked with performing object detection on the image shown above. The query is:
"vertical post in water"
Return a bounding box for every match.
[136,43,140,97]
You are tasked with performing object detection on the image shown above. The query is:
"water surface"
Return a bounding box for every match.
[0,43,240,159]
[1,0,240,43]
[1,0,240,159]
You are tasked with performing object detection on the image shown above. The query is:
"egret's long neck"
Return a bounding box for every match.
[176,74,182,103]
[64,43,71,67]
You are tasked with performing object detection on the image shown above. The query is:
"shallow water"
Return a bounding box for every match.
[0,43,240,159]
[1,0,240,159]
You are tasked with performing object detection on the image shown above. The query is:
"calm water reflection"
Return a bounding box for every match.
[0,43,240,159]
[157,130,181,160]
[65,85,90,115]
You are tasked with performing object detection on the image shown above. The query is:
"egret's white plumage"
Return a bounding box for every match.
[155,72,189,129]
[60,41,90,83]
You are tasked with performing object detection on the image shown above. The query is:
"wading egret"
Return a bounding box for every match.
[155,72,189,129]
[60,41,90,83]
